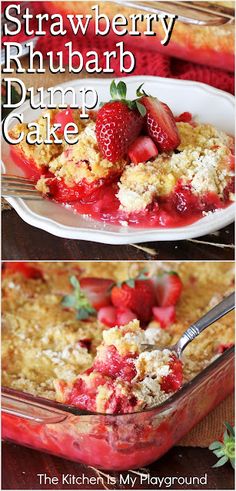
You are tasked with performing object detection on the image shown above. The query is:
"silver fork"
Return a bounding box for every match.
[142,292,235,357]
[1,175,42,201]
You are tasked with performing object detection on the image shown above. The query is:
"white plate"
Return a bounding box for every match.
[2,76,235,244]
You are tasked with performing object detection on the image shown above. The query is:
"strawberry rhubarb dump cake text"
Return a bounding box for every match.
[9,82,235,228]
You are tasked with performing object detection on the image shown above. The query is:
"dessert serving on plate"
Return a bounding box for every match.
[2,261,234,469]
[9,81,235,230]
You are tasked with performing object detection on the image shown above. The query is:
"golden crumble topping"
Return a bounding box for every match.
[2,262,234,402]
[43,122,126,187]
[9,109,89,168]
[118,122,234,213]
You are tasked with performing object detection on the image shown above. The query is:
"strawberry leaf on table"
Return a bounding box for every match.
[209,422,235,469]
[61,276,96,320]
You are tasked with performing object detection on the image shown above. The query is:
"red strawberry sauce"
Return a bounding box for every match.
[71,181,231,228]
[11,148,233,229]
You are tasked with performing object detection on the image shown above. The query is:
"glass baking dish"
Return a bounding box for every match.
[1,347,234,471]
[40,1,235,72]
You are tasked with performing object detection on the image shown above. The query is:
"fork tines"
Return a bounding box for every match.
[1,175,42,200]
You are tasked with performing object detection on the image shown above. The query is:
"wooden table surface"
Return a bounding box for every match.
[2,442,234,490]
[2,209,234,260]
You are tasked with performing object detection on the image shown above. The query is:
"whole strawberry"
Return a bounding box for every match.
[96,81,144,163]
[111,277,155,324]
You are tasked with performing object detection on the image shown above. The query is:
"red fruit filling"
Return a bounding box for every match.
[175,112,192,123]
[12,146,233,228]
[128,136,158,164]
[93,345,138,382]
[67,373,106,411]
[160,356,183,393]
[3,262,43,279]
[217,343,234,354]
[105,390,138,414]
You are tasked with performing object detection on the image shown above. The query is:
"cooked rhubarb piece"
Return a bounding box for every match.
[128,136,158,164]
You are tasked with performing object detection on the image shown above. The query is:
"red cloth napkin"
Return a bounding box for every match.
[2,1,234,95]
[35,31,235,94]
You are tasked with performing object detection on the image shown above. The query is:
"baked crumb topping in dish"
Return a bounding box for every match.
[55,320,183,413]
[9,81,235,229]
[2,262,234,413]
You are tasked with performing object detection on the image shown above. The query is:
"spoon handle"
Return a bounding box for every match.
[175,292,235,357]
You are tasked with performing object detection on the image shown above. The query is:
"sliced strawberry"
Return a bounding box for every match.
[96,101,143,163]
[140,96,180,152]
[111,279,155,324]
[97,306,117,327]
[128,135,158,164]
[152,306,176,328]
[79,277,114,310]
[3,262,43,279]
[155,272,183,307]
[54,108,75,135]
[98,306,137,328]
[116,308,137,325]
[161,355,183,393]
[175,112,192,123]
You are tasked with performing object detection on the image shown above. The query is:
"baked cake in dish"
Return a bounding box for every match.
[2,261,234,413]
[42,1,235,72]
[9,81,235,229]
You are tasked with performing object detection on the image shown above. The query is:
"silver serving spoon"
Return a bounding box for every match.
[142,292,235,357]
